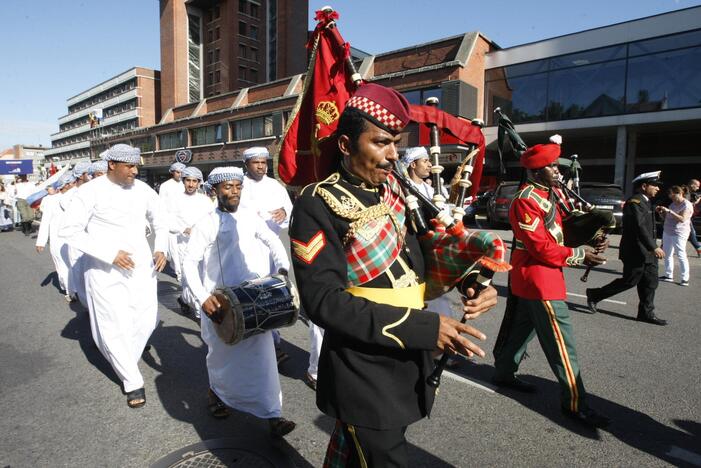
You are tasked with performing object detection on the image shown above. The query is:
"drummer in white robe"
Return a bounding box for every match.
[238,146,294,365]
[159,162,186,280]
[60,144,167,408]
[182,166,296,437]
[169,166,214,318]
[35,174,75,295]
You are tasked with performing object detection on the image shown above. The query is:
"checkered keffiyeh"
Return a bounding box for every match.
[243,146,270,160]
[170,162,186,172]
[345,174,406,286]
[421,227,510,300]
[58,173,76,189]
[207,166,244,186]
[401,146,429,166]
[346,95,406,133]
[104,144,141,164]
[72,161,92,177]
[182,166,203,181]
[90,160,108,174]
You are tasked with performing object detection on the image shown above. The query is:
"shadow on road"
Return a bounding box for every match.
[447,361,700,465]
[143,321,314,467]
[59,304,122,389]
[567,301,638,321]
[40,271,61,292]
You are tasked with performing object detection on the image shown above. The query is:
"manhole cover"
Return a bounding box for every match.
[152,438,292,468]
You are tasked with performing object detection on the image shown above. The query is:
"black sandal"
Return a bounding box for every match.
[269,417,296,437]
[126,388,146,408]
[207,389,230,419]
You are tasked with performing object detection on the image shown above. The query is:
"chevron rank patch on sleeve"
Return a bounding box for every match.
[518,212,540,232]
[292,230,326,264]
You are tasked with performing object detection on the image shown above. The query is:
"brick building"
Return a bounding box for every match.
[45,67,161,164]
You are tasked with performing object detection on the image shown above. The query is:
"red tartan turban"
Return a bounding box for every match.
[345,83,411,134]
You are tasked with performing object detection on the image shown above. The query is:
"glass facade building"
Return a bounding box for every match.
[485,29,701,125]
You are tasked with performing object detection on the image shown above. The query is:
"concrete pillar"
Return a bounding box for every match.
[614,125,626,188]
[624,129,638,196]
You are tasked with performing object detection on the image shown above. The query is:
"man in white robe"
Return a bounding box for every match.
[169,166,214,319]
[90,159,108,178]
[60,161,93,305]
[238,146,294,365]
[35,176,74,294]
[182,166,296,437]
[60,144,167,408]
[159,162,186,280]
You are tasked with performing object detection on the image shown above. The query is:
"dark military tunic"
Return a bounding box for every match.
[289,165,439,430]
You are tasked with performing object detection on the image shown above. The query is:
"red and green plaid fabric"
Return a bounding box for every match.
[346,174,406,286]
[421,224,510,300]
[323,420,350,468]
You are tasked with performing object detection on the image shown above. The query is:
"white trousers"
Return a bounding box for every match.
[168,233,182,281]
[85,260,158,393]
[308,323,324,379]
[663,231,690,282]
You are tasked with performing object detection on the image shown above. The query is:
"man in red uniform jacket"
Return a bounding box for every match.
[492,137,610,428]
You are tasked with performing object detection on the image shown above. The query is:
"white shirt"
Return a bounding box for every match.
[35,193,63,247]
[59,176,167,266]
[239,175,293,234]
[159,177,185,214]
[182,207,289,308]
[169,191,215,236]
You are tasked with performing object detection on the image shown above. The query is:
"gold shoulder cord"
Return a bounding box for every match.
[317,187,403,246]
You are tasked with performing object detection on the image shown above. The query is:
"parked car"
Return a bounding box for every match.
[486,181,520,227]
[577,182,625,231]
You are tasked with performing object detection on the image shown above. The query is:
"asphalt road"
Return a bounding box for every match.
[1,226,699,467]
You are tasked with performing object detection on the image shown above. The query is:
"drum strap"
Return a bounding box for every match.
[346,283,426,309]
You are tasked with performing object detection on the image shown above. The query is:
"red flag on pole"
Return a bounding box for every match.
[277,9,357,186]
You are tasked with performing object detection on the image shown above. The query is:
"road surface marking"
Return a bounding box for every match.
[567,292,626,305]
[443,370,496,393]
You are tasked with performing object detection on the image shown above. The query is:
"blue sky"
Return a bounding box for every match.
[1,0,698,150]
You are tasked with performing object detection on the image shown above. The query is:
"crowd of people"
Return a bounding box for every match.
[12,82,698,466]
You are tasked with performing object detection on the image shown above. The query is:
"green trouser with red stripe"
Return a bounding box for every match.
[494,298,586,413]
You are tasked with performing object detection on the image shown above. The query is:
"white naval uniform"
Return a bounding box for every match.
[59,176,167,393]
[35,193,70,292]
[169,191,215,310]
[182,207,289,419]
[159,178,185,280]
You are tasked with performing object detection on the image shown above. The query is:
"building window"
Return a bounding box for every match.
[402,87,441,106]
[158,131,186,150]
[239,44,246,58]
[239,21,247,36]
[208,50,214,65]
[208,29,213,42]
[249,68,258,82]
[239,0,247,13]
[239,66,247,81]
[208,72,214,86]
[215,70,221,83]
[268,0,277,80]
[233,115,274,140]
[214,48,220,62]
[249,25,258,40]
[132,136,155,153]
[187,13,202,103]
[191,124,223,146]
[250,3,259,17]
[214,6,220,19]
[250,47,258,62]
[215,27,220,40]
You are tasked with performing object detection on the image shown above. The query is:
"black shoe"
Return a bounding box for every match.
[562,406,610,428]
[304,372,317,391]
[492,375,537,393]
[637,316,667,326]
[584,289,598,314]
[269,417,296,437]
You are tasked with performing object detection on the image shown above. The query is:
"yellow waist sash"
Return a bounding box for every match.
[346,283,425,309]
